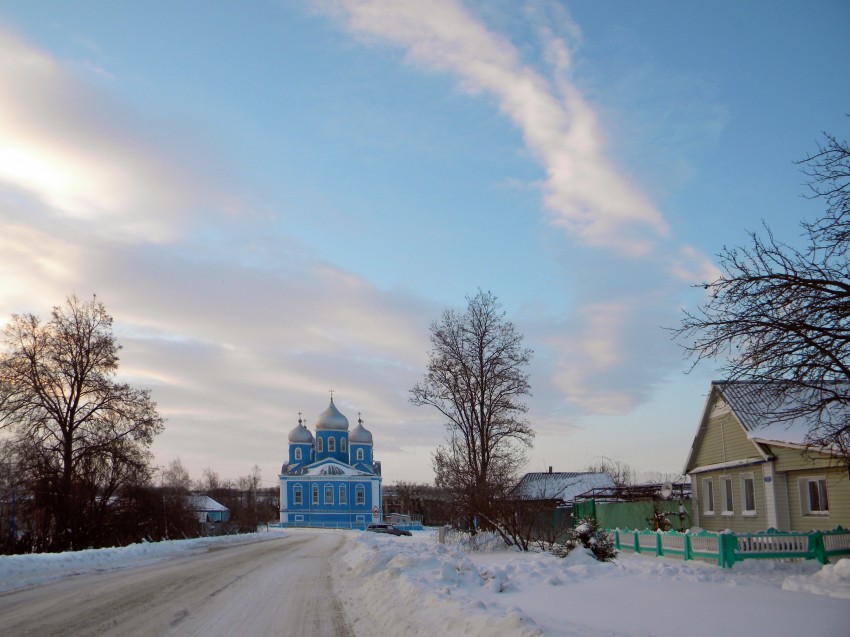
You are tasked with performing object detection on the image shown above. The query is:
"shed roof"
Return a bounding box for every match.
[513,471,615,503]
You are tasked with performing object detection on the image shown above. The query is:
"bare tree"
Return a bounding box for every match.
[676,131,850,456]
[0,295,164,550]
[410,289,534,535]
[162,458,192,492]
[585,456,635,488]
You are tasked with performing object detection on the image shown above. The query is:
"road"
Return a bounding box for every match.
[0,532,355,637]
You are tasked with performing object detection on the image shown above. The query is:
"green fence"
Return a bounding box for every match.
[612,526,850,568]
[575,499,692,532]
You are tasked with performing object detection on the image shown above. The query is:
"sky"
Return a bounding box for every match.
[0,0,848,487]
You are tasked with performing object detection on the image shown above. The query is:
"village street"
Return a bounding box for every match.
[0,532,353,637]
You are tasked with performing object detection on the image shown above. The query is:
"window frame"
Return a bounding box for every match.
[294,447,302,461]
[356,448,364,462]
[312,485,319,505]
[741,474,756,516]
[355,484,366,505]
[324,484,334,505]
[339,484,347,505]
[341,437,347,452]
[316,436,323,453]
[800,477,830,516]
[702,478,715,515]
[293,484,302,506]
[328,437,336,452]
[721,476,734,515]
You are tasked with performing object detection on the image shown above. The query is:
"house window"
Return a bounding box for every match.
[341,438,347,452]
[721,476,734,514]
[702,478,715,515]
[325,485,334,505]
[339,485,347,505]
[356,448,364,461]
[741,474,756,515]
[293,484,302,505]
[328,437,336,452]
[317,437,323,453]
[356,485,365,505]
[294,447,302,461]
[294,515,304,522]
[312,485,319,505]
[800,477,830,515]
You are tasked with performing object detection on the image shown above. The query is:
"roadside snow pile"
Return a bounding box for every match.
[0,528,287,593]
[335,530,850,637]
[782,558,850,599]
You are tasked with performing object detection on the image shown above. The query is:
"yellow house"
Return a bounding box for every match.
[684,381,850,533]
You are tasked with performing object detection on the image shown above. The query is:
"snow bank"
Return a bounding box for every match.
[334,530,850,637]
[0,528,287,593]
[782,558,850,599]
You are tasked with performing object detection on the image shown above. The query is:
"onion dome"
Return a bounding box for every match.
[288,416,314,443]
[315,397,349,431]
[349,415,373,444]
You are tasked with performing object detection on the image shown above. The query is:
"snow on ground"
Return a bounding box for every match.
[334,529,850,637]
[2,527,848,636]
[0,527,288,593]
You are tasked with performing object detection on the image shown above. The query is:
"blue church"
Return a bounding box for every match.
[279,397,382,528]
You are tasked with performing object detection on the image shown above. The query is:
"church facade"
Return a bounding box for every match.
[279,397,382,528]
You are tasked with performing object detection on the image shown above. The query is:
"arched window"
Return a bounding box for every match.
[312,485,319,505]
[328,437,336,452]
[355,484,366,505]
[356,448,364,461]
[324,484,334,505]
[294,447,302,461]
[339,485,347,505]
[317,437,323,453]
[293,484,302,505]
[341,438,347,452]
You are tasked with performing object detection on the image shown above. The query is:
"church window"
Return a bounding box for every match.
[325,485,334,505]
[294,447,302,461]
[356,448,364,461]
[339,485,347,505]
[328,437,336,452]
[312,485,319,505]
[317,437,323,453]
[293,485,302,505]
[341,438,347,452]
[356,485,365,505]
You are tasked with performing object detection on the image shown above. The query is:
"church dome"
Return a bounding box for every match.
[315,398,350,431]
[349,417,373,444]
[288,419,314,443]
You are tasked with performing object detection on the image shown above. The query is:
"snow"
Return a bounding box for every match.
[334,529,850,637]
[0,527,288,593]
[1,527,848,636]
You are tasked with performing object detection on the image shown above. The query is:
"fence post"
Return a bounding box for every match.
[634,530,640,553]
[810,531,827,564]
[718,533,737,568]
[656,532,663,557]
[683,533,692,561]
[613,529,621,550]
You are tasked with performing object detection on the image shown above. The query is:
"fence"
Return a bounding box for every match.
[612,526,850,568]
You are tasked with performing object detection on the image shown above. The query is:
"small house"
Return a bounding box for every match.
[684,381,850,533]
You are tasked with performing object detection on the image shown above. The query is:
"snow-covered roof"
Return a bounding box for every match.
[714,381,849,447]
[187,495,229,512]
[513,472,615,502]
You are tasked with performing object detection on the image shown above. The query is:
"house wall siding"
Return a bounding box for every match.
[692,410,763,469]
[693,466,767,533]
[784,466,850,531]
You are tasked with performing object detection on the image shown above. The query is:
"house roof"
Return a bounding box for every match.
[683,381,849,473]
[715,381,849,447]
[188,495,229,512]
[513,472,615,503]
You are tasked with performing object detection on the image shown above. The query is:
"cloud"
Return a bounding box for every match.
[0,27,230,245]
[315,0,668,255]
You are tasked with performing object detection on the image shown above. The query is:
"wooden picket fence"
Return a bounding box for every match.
[611,526,850,568]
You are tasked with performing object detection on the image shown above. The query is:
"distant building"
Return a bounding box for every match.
[187,494,230,523]
[279,397,382,528]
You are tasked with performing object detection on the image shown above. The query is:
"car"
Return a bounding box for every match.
[366,523,412,536]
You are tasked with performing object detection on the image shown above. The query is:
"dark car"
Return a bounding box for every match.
[366,523,412,536]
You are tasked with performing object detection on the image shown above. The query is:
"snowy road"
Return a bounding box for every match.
[0,532,353,637]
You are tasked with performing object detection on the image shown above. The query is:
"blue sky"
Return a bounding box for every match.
[1,1,848,486]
